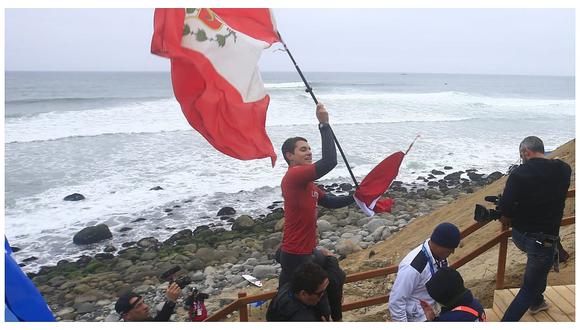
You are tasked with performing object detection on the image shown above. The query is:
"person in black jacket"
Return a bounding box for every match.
[498,136,571,321]
[115,282,181,321]
[312,248,346,321]
[420,267,485,322]
[275,247,346,321]
[266,262,330,321]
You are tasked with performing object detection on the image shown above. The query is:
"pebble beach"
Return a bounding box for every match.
[20,165,506,321]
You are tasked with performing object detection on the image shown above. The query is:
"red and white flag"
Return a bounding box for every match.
[354,151,405,216]
[151,8,279,165]
[354,137,418,216]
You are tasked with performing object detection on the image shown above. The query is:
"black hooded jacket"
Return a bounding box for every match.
[434,290,485,322]
[312,250,346,321]
[266,282,329,321]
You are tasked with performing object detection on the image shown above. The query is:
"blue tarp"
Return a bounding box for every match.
[5,237,55,321]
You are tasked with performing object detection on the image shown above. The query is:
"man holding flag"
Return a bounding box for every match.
[151,9,412,319]
[278,103,354,288]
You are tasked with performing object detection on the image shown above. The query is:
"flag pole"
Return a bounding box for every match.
[277,31,359,189]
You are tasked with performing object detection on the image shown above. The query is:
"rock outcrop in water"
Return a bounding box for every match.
[217,206,236,216]
[64,193,85,201]
[73,224,112,245]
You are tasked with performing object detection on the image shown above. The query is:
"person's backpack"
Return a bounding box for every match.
[451,306,486,322]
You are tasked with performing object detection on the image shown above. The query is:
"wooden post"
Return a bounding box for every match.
[238,292,249,322]
[496,222,509,289]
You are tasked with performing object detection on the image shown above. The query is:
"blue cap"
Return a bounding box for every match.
[430,222,461,249]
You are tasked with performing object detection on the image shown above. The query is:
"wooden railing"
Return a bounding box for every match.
[205,189,575,321]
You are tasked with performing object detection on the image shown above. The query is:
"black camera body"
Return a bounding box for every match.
[474,195,502,222]
[160,266,192,289]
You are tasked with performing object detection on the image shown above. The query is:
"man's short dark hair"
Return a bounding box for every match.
[290,262,328,294]
[115,291,141,315]
[519,136,545,154]
[281,137,308,165]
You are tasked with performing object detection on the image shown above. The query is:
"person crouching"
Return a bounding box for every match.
[420,267,486,322]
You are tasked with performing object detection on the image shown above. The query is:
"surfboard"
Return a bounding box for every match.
[242,274,262,287]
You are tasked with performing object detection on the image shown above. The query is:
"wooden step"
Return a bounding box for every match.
[488,285,575,322]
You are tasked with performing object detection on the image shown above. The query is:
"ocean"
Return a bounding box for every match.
[4,71,575,271]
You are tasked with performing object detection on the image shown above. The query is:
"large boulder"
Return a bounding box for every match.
[338,183,354,192]
[318,214,338,224]
[317,219,333,233]
[364,218,388,233]
[137,237,159,249]
[184,257,205,271]
[444,171,463,181]
[217,207,236,216]
[64,193,85,201]
[265,208,285,222]
[252,265,277,279]
[262,236,282,251]
[231,215,255,231]
[335,239,362,256]
[196,247,217,264]
[56,307,76,319]
[370,226,386,242]
[73,224,112,245]
[103,245,116,253]
[357,216,373,227]
[487,171,504,182]
[163,229,192,246]
[467,172,484,181]
[75,302,96,314]
[426,188,443,199]
[76,255,93,267]
[333,209,350,221]
[347,211,365,222]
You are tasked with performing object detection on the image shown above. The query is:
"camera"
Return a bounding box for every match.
[508,164,519,175]
[473,195,502,222]
[160,266,192,289]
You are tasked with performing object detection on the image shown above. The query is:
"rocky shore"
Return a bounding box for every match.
[22,167,504,321]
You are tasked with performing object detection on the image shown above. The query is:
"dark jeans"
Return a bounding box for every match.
[278,250,314,288]
[501,229,556,321]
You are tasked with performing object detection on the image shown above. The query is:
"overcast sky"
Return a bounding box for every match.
[4,8,575,75]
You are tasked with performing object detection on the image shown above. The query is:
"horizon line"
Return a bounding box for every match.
[4,70,575,78]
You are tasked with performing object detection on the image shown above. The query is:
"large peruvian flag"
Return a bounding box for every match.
[151,9,279,165]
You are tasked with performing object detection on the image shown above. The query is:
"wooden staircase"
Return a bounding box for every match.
[485,285,575,321]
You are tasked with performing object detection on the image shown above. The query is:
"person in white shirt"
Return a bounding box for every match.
[388,222,461,322]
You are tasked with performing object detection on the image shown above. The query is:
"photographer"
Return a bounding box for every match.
[184,288,209,321]
[498,136,571,321]
[115,283,181,321]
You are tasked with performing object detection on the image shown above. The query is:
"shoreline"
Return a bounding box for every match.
[23,165,505,321]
